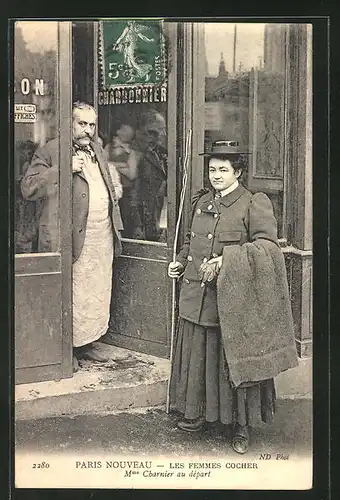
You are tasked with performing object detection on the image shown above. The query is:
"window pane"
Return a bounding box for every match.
[203,23,286,236]
[252,25,286,178]
[97,20,168,243]
[14,21,59,254]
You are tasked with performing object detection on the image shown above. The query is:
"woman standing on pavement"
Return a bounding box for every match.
[168,140,298,454]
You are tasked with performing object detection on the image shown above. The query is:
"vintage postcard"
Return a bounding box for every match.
[13,18,314,490]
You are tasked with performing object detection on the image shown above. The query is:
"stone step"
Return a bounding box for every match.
[15,343,312,421]
[15,344,170,420]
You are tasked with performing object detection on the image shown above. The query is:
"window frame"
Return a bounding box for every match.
[189,21,297,243]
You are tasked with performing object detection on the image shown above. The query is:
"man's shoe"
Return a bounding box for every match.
[177,417,205,432]
[81,346,109,363]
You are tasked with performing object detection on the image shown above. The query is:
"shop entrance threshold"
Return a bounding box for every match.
[15,343,170,421]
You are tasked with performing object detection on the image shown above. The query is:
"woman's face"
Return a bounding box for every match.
[208,157,241,192]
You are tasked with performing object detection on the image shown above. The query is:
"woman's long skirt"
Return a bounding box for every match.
[170,318,276,426]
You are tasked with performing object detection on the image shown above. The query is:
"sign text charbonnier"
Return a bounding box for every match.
[98,85,167,105]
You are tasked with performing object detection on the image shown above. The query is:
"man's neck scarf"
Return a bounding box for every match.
[73,142,97,163]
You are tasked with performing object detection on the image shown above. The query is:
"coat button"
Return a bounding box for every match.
[191,231,195,237]
[203,257,208,263]
[214,213,218,218]
[207,233,213,239]
[79,229,83,233]
[81,193,86,198]
[184,278,190,284]
[196,208,201,214]
[208,204,213,210]
[187,255,193,262]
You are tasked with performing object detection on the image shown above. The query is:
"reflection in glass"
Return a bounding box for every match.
[14,21,59,254]
[104,122,143,239]
[133,110,167,242]
[204,23,286,235]
[97,20,168,243]
[99,104,168,243]
[252,24,286,178]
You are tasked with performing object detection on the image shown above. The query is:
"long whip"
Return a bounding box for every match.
[166,129,192,414]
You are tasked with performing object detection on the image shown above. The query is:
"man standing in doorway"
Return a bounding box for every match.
[21,102,122,371]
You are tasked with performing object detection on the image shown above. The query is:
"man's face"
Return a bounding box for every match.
[117,124,134,143]
[208,157,240,192]
[142,115,166,148]
[72,108,97,146]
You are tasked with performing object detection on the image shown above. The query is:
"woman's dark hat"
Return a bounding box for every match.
[199,140,250,157]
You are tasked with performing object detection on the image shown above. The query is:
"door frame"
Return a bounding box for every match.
[92,20,179,358]
[180,22,206,238]
[59,21,73,379]
[14,21,73,384]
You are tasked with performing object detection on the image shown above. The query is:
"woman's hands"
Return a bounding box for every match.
[207,255,223,270]
[168,255,223,282]
[168,261,184,279]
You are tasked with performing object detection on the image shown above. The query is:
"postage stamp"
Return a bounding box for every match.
[99,20,167,87]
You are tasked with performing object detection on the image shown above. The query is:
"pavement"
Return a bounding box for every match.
[15,342,312,422]
[14,343,313,490]
[15,399,312,458]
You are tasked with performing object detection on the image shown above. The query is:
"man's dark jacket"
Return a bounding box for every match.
[21,138,122,262]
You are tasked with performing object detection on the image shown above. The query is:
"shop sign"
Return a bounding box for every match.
[14,103,37,123]
[98,85,167,106]
[99,20,167,103]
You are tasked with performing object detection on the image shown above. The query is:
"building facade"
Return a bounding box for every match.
[13,20,312,384]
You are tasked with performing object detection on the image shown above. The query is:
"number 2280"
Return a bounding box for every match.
[32,462,50,469]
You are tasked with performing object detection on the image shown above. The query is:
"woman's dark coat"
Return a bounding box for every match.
[176,184,298,386]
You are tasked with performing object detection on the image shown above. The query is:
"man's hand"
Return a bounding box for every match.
[72,156,84,173]
[168,261,184,279]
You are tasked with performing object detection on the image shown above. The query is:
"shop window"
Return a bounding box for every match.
[97,20,168,243]
[203,23,287,238]
[14,21,59,254]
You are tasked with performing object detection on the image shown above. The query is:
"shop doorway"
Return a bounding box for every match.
[73,21,179,358]
[14,20,179,387]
